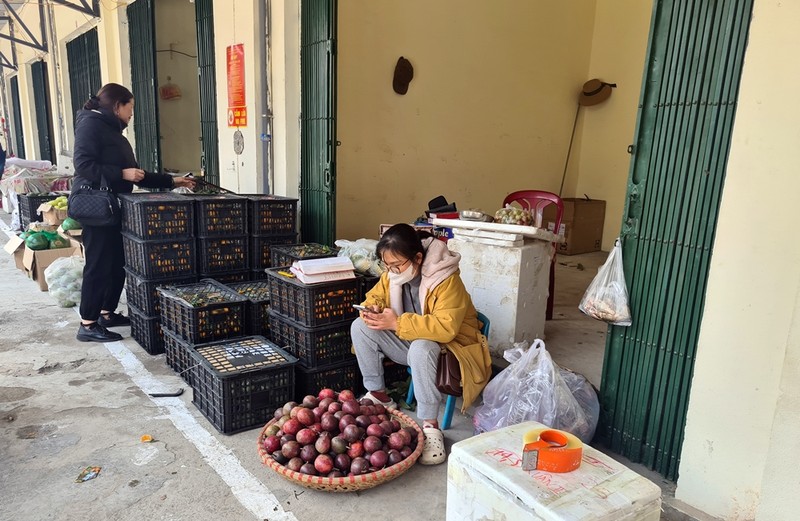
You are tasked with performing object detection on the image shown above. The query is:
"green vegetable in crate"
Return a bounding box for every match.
[61,217,82,231]
[49,235,71,249]
[25,233,50,251]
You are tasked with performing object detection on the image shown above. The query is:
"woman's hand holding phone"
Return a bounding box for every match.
[359,306,398,331]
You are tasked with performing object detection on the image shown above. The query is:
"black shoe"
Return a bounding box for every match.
[77,323,123,343]
[98,312,131,328]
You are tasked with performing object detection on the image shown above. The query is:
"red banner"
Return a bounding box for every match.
[227,44,247,127]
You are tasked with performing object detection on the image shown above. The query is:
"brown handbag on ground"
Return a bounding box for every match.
[435,347,463,397]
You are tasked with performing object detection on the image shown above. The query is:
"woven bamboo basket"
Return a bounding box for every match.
[257,408,424,492]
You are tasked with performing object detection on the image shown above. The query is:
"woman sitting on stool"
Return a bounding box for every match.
[351,223,491,465]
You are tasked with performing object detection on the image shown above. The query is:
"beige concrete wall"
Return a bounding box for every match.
[336,1,597,241]
[212,0,267,193]
[154,0,202,173]
[269,0,301,199]
[677,1,800,519]
[572,0,652,251]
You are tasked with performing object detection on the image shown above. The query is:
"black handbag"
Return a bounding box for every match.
[435,348,463,397]
[67,175,120,227]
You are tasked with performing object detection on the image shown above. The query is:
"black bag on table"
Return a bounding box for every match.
[67,176,120,227]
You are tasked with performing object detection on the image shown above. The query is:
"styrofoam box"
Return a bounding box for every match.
[447,421,662,521]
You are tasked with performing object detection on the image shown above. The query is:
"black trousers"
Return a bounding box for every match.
[80,224,125,321]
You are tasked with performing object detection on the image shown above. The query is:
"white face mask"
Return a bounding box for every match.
[388,265,417,285]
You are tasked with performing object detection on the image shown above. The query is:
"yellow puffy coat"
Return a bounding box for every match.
[363,259,492,412]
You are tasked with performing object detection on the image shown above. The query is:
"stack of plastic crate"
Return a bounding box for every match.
[158,279,297,434]
[18,193,58,230]
[191,194,250,284]
[243,195,298,280]
[265,259,362,400]
[120,192,197,355]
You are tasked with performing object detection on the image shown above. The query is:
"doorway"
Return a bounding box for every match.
[30,60,54,163]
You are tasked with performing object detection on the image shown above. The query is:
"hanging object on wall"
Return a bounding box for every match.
[233,130,244,155]
[578,79,616,106]
[558,78,617,196]
[159,76,182,101]
[393,56,414,95]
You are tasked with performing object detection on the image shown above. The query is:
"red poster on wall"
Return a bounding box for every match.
[227,44,247,127]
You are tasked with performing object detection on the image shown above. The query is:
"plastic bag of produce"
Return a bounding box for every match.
[335,238,385,276]
[472,339,596,442]
[579,238,632,326]
[44,256,84,307]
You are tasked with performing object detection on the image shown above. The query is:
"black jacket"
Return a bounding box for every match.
[72,108,173,193]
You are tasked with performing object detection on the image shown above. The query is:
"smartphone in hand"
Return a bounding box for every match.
[353,304,370,312]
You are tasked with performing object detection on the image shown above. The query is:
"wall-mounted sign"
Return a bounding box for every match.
[227,44,247,127]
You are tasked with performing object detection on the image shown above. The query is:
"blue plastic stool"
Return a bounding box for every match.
[406,311,490,430]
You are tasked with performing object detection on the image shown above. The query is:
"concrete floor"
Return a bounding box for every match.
[0,220,696,521]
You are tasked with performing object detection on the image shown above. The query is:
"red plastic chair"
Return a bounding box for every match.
[502,190,564,320]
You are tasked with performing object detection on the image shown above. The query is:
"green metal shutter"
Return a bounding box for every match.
[195,0,220,185]
[30,60,55,163]
[300,0,337,245]
[66,28,101,121]
[127,0,161,173]
[599,0,754,480]
[9,76,25,158]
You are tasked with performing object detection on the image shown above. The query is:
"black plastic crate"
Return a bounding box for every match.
[250,234,297,270]
[266,268,360,327]
[295,360,360,400]
[251,268,269,281]
[122,232,196,279]
[191,194,248,237]
[162,329,196,385]
[358,273,381,302]
[383,360,411,387]
[158,279,249,344]
[267,311,354,368]
[202,270,251,284]
[226,280,271,337]
[124,267,196,316]
[119,192,195,240]
[197,236,249,273]
[189,336,298,434]
[19,193,58,229]
[242,194,298,236]
[129,303,164,355]
[269,243,339,268]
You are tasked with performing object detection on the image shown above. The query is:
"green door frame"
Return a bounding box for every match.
[127,0,161,174]
[195,0,220,185]
[30,60,55,162]
[9,75,25,158]
[299,0,337,245]
[599,0,755,480]
[66,27,101,123]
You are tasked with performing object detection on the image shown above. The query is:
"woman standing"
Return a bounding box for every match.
[351,224,492,464]
[72,83,195,342]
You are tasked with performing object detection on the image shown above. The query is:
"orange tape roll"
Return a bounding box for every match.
[522,428,583,473]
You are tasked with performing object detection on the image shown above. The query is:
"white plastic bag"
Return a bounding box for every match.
[473,340,597,442]
[44,256,84,307]
[579,238,632,326]
[334,238,386,276]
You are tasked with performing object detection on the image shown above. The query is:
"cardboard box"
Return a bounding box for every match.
[57,223,82,237]
[22,244,81,291]
[4,235,26,271]
[542,198,606,255]
[37,202,68,226]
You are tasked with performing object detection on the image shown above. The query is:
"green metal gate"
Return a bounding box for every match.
[300,0,337,245]
[9,76,24,158]
[66,27,101,121]
[195,0,219,185]
[127,0,161,173]
[30,60,55,162]
[599,0,754,480]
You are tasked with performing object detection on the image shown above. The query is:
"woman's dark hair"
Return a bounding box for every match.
[376,223,434,264]
[83,83,133,111]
